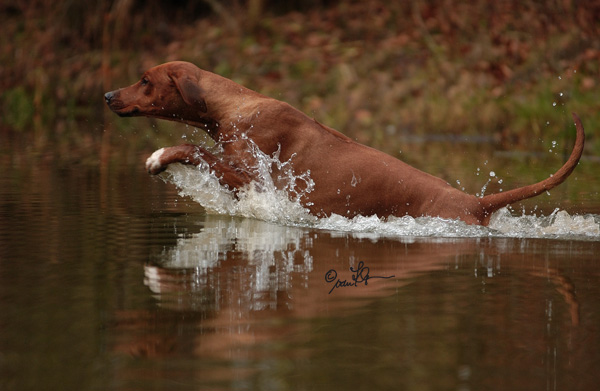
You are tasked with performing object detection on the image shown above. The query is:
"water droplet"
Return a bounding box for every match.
[552,102,557,107]
[489,171,495,177]
[350,172,359,187]
[559,92,563,97]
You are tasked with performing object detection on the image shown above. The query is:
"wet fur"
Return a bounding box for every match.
[105,61,585,225]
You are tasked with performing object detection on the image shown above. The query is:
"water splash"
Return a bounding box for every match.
[158,145,600,240]
[161,141,317,226]
[487,208,600,238]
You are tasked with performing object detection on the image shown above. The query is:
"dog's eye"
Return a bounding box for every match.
[140,77,149,86]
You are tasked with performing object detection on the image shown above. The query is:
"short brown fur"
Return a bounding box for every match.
[105,61,585,225]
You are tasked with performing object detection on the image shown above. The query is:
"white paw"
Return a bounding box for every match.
[145,148,165,174]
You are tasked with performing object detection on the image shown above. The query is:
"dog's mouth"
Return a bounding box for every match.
[114,106,140,117]
[105,91,141,117]
[107,102,140,117]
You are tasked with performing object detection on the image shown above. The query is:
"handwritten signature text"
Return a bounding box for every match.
[325,261,395,294]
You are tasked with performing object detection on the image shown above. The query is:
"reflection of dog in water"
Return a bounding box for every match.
[105,61,585,225]
[111,216,581,361]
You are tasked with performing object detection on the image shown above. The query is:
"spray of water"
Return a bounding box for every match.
[162,139,317,226]
[158,139,599,240]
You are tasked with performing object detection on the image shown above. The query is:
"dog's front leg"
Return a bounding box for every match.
[145,144,254,193]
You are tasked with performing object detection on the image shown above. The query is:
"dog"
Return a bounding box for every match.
[105,61,585,225]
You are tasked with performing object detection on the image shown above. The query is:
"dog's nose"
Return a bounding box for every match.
[104,91,114,104]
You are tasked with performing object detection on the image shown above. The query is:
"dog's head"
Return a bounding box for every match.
[105,61,209,124]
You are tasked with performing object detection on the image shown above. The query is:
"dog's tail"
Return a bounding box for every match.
[479,113,585,220]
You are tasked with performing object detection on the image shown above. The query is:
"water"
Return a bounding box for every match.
[161,152,600,240]
[1,135,600,391]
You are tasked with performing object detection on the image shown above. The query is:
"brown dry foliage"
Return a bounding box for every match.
[1,0,599,154]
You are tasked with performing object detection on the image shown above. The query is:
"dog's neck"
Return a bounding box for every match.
[206,93,271,143]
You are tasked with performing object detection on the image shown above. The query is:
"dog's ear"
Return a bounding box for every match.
[171,74,208,113]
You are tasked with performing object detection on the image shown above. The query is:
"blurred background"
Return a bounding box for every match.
[1,0,599,169]
[2,4,600,390]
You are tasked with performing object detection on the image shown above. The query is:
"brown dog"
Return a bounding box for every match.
[105,61,585,225]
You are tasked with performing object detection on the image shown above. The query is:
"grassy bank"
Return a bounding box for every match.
[1,0,599,163]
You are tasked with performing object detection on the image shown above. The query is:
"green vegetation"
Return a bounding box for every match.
[1,0,599,164]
